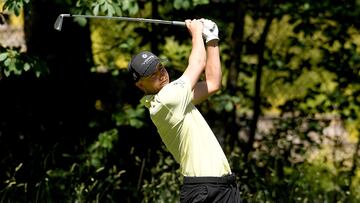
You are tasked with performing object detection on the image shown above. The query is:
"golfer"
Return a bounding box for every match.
[128,19,241,202]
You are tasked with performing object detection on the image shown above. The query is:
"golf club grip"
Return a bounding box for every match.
[172,21,186,27]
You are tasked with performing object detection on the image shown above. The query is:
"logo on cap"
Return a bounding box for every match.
[142,54,148,58]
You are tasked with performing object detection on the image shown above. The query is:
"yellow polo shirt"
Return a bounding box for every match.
[141,76,231,177]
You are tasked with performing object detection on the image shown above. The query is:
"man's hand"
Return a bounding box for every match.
[201,19,219,43]
[185,19,204,39]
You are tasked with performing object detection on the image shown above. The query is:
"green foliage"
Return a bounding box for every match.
[87,129,119,168]
[230,116,360,202]
[0,47,48,78]
[90,16,141,73]
[160,37,191,72]
[1,129,125,202]
[0,163,27,202]
[141,149,181,203]
[74,0,139,16]
[173,0,209,10]
[210,93,242,113]
[1,0,29,16]
[113,104,145,129]
[69,0,140,30]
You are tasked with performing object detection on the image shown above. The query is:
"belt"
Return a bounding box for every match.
[183,174,236,185]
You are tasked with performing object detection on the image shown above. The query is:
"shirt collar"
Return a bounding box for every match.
[140,95,155,108]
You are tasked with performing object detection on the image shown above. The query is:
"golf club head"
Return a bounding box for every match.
[54,14,70,31]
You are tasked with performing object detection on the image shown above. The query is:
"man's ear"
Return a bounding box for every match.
[135,81,145,92]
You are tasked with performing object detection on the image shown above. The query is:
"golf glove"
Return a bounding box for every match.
[201,19,219,43]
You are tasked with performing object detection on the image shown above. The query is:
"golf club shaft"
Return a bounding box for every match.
[54,14,185,31]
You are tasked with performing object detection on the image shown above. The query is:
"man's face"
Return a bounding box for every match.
[135,63,169,94]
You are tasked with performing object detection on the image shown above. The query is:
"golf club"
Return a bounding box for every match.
[54,14,186,31]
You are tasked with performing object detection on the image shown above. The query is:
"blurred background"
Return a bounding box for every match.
[1,0,360,202]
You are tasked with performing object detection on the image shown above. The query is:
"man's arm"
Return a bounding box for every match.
[182,19,206,89]
[192,39,221,105]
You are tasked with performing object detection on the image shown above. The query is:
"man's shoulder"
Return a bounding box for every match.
[153,76,189,104]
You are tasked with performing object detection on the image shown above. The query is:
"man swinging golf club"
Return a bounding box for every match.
[128,19,241,202]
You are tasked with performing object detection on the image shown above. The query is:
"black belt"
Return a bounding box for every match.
[183,174,236,185]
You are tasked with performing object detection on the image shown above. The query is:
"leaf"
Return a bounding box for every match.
[0,53,8,61]
[93,4,99,16]
[122,0,130,10]
[15,163,23,172]
[76,1,82,7]
[129,4,138,15]
[23,63,31,71]
[193,0,209,6]
[107,4,115,16]
[2,1,11,10]
[14,4,20,16]
[174,0,190,9]
[173,0,182,9]
[96,167,105,173]
[98,0,105,5]
[9,63,17,74]
[4,69,10,77]
[100,3,107,13]
[74,17,87,27]
[225,102,233,112]
[127,1,138,15]
[4,58,11,66]
[113,3,122,16]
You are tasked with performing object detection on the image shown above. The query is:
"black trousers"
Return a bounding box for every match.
[180,174,242,203]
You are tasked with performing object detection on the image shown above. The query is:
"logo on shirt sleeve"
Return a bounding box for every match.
[172,78,185,88]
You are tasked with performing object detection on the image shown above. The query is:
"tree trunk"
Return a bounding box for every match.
[245,15,274,160]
